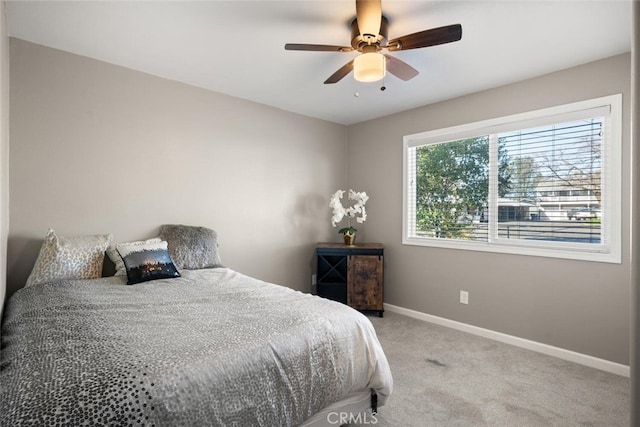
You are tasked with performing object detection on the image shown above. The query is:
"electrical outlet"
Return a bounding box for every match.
[460,290,469,305]
[311,274,317,286]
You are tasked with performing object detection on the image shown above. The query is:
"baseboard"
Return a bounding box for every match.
[383,303,630,378]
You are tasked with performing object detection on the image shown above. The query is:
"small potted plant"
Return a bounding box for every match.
[330,189,369,245]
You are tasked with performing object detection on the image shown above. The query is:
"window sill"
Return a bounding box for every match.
[402,236,621,264]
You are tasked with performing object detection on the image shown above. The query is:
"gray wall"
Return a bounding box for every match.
[0,2,9,319]
[347,53,632,365]
[7,38,347,299]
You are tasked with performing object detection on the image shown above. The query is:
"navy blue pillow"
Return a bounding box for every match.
[116,240,180,285]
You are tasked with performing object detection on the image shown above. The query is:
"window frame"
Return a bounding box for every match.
[402,94,622,264]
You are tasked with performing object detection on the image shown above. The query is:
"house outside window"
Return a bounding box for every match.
[403,95,622,263]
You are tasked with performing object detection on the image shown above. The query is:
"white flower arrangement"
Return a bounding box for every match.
[330,189,369,235]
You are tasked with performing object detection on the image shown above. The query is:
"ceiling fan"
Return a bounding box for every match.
[284,0,462,84]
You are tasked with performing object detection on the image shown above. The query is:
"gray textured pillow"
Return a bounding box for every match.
[158,224,222,270]
[25,229,112,287]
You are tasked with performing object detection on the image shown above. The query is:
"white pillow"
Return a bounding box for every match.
[106,237,162,276]
[25,229,112,287]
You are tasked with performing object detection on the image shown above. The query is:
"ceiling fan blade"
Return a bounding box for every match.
[324,60,355,84]
[384,55,419,81]
[285,43,354,52]
[355,0,382,39]
[387,24,462,51]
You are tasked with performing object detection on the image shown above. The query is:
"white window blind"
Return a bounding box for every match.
[494,118,604,247]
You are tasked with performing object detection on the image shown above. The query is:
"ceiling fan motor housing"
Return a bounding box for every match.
[350,16,389,51]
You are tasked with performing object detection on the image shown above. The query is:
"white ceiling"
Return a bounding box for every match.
[5,0,632,125]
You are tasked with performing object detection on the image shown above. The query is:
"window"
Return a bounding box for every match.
[403,95,622,263]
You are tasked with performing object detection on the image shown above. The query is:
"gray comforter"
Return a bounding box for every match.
[0,268,392,426]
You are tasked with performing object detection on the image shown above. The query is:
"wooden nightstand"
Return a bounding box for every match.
[315,243,384,317]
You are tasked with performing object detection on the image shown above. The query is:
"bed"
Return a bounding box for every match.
[0,226,393,426]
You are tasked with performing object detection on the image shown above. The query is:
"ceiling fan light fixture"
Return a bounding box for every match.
[353,52,386,82]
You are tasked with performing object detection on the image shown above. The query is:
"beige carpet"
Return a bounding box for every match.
[362,311,630,426]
